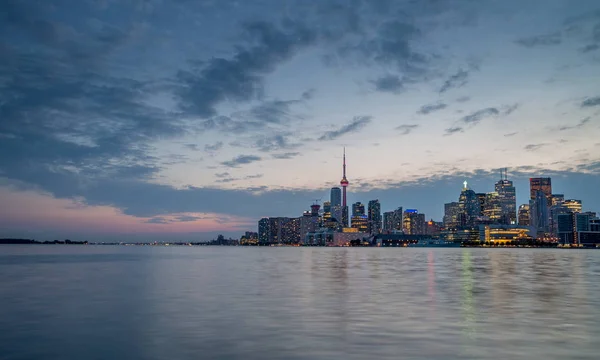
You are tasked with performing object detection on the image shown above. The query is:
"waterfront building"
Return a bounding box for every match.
[550,205,570,236]
[518,204,530,226]
[478,224,532,244]
[300,211,320,240]
[403,209,426,235]
[426,220,442,236]
[367,200,382,234]
[563,199,582,213]
[258,218,270,243]
[444,202,461,228]
[557,212,600,245]
[440,228,480,243]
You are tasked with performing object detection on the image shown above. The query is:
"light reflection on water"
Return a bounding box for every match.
[1,246,599,360]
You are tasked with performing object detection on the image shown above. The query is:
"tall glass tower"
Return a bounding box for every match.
[330,187,342,225]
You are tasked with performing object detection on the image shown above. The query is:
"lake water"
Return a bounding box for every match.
[1,246,599,360]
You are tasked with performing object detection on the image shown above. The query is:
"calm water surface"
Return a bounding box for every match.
[1,246,599,360]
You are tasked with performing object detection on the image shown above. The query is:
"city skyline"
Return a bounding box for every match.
[1,0,600,241]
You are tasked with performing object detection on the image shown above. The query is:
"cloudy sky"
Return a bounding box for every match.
[1,0,600,241]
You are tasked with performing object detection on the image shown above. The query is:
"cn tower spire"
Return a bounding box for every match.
[343,147,346,178]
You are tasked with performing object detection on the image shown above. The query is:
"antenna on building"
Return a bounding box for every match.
[313,198,321,205]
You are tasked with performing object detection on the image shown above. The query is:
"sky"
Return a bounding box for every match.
[1,0,600,242]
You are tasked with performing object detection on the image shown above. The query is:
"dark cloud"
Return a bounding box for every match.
[460,107,500,125]
[244,174,263,179]
[214,172,230,178]
[145,217,170,224]
[516,33,562,47]
[318,116,372,141]
[503,103,519,115]
[255,133,300,152]
[439,69,468,93]
[582,96,600,107]
[204,141,224,152]
[396,124,419,135]
[581,44,600,53]
[184,144,200,151]
[524,143,547,151]
[175,20,317,118]
[372,75,405,93]
[272,152,301,159]
[417,102,447,115]
[456,96,470,103]
[444,127,464,136]
[220,155,262,168]
[504,132,518,137]
[174,215,203,222]
[301,88,316,100]
[555,117,591,131]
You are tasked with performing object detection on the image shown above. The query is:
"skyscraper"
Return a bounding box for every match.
[258,218,270,244]
[551,194,565,206]
[444,202,461,228]
[459,181,480,226]
[530,177,552,205]
[392,207,403,231]
[495,170,516,224]
[340,148,349,227]
[330,187,342,224]
[563,199,582,213]
[518,204,530,226]
[483,192,503,223]
[367,200,382,234]
[530,190,549,234]
[352,202,365,216]
[403,209,426,235]
[383,211,394,233]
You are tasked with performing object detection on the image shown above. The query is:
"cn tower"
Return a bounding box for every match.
[340,147,349,226]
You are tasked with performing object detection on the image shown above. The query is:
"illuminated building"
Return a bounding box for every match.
[300,211,320,240]
[352,202,365,216]
[563,199,582,213]
[340,148,349,227]
[367,200,382,234]
[478,224,532,244]
[458,181,480,226]
[530,190,549,234]
[551,194,564,206]
[557,212,598,245]
[426,220,442,236]
[281,217,301,244]
[482,192,503,223]
[495,170,516,224]
[383,211,394,233]
[351,215,368,232]
[476,193,486,216]
[392,207,403,231]
[322,201,331,223]
[258,218,270,243]
[518,204,530,226]
[444,202,461,228]
[530,177,552,205]
[550,205,570,236]
[330,187,342,225]
[441,228,479,243]
[403,209,426,235]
